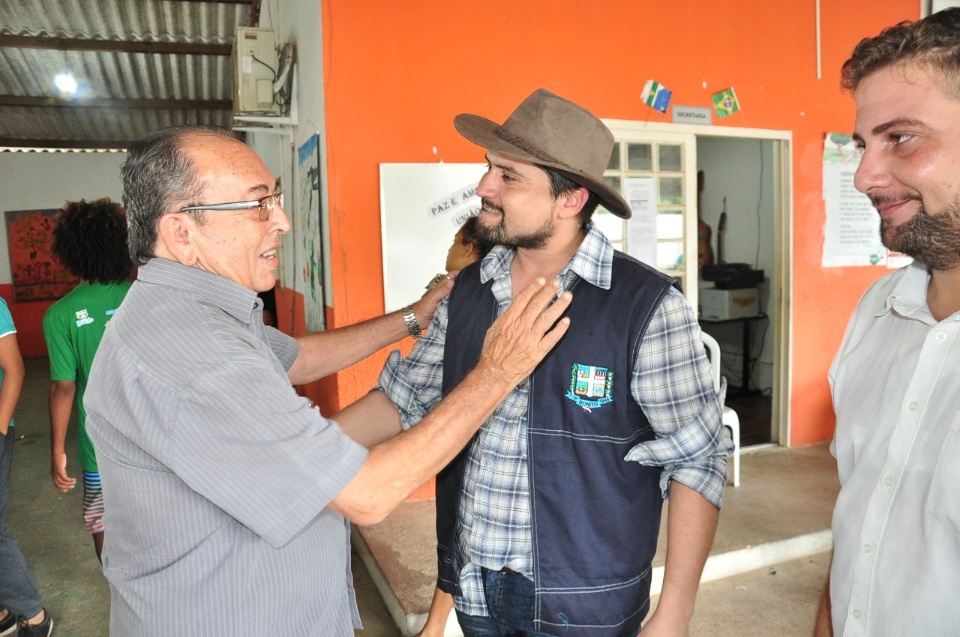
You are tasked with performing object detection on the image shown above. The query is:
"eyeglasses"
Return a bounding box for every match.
[178,192,283,222]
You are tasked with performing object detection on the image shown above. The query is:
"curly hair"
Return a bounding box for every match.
[841,8,960,97]
[52,197,133,283]
[459,216,495,259]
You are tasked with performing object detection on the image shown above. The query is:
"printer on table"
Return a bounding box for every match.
[699,263,764,320]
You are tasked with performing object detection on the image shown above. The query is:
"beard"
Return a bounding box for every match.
[876,194,960,270]
[474,199,555,250]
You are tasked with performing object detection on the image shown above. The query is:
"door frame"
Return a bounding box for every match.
[603,120,793,446]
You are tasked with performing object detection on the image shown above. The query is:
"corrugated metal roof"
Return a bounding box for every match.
[0,0,256,151]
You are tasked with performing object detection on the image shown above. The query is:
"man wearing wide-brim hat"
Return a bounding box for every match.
[367,89,732,636]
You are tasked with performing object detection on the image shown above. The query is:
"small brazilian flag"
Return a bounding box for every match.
[712,87,741,118]
[641,79,672,114]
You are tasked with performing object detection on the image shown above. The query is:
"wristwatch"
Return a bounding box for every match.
[401,305,422,338]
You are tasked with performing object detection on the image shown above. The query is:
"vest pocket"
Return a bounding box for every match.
[537,569,651,635]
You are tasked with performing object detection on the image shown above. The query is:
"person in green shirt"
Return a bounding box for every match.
[43,198,133,562]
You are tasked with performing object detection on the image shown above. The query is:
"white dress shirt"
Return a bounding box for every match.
[829,263,960,636]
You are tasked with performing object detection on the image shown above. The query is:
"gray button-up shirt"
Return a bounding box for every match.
[86,259,368,636]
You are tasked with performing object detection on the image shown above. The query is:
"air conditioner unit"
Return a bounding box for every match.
[233,27,279,115]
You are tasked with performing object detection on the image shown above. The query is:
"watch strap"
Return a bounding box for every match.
[402,305,422,338]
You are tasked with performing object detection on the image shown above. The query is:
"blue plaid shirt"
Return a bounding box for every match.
[377,224,731,617]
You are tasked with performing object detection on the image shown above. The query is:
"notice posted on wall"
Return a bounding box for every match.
[624,176,657,267]
[821,133,890,267]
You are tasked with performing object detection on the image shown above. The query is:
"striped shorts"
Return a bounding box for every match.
[82,470,105,535]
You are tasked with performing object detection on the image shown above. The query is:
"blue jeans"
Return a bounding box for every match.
[455,568,553,637]
[0,426,43,619]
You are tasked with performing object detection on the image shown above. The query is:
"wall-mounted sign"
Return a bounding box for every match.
[672,105,712,125]
[380,163,486,313]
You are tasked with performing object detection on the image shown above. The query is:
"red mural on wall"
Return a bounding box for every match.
[5,209,78,302]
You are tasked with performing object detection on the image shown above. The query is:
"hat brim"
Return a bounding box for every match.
[454,114,633,219]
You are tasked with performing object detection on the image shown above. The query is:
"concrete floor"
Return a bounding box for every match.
[6,357,838,636]
[356,430,841,636]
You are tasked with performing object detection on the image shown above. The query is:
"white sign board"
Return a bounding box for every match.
[380,163,486,312]
[672,105,712,125]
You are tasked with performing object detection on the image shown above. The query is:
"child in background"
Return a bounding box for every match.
[416,215,493,637]
[43,198,133,562]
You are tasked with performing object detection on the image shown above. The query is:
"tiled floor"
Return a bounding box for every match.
[7,357,840,636]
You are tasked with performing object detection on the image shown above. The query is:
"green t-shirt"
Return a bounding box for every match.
[43,281,131,471]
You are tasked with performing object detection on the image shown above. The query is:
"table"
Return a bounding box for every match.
[698,313,768,395]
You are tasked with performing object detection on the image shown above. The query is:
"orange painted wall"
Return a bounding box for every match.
[317,0,918,447]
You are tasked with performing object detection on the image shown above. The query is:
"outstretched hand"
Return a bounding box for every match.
[412,272,457,331]
[477,278,571,384]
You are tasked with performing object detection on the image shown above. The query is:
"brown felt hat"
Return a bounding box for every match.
[454,88,631,219]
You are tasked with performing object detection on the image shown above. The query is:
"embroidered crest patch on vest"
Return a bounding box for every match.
[566,363,614,411]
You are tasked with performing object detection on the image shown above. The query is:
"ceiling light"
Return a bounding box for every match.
[54,73,77,95]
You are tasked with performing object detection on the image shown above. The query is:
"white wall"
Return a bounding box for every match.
[248,0,329,304]
[0,1,326,297]
[697,137,777,392]
[0,151,125,283]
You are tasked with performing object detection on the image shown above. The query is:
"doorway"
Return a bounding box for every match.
[602,119,792,448]
[697,136,779,446]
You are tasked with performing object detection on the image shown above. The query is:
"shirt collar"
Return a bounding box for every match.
[138,258,260,324]
[880,262,933,322]
[477,222,614,289]
[884,261,960,323]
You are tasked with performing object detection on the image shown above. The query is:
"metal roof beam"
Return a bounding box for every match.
[0,95,231,110]
[0,138,129,150]
[0,35,231,56]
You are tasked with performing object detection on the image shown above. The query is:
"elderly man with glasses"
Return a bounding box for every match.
[84,125,572,636]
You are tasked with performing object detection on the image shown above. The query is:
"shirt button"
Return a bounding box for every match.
[908,401,919,411]
[852,609,862,619]
[862,543,872,554]
[936,331,947,341]
[883,476,893,487]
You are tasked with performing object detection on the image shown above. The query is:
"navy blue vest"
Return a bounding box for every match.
[438,252,678,636]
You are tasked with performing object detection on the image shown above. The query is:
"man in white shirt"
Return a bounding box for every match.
[815,8,960,637]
